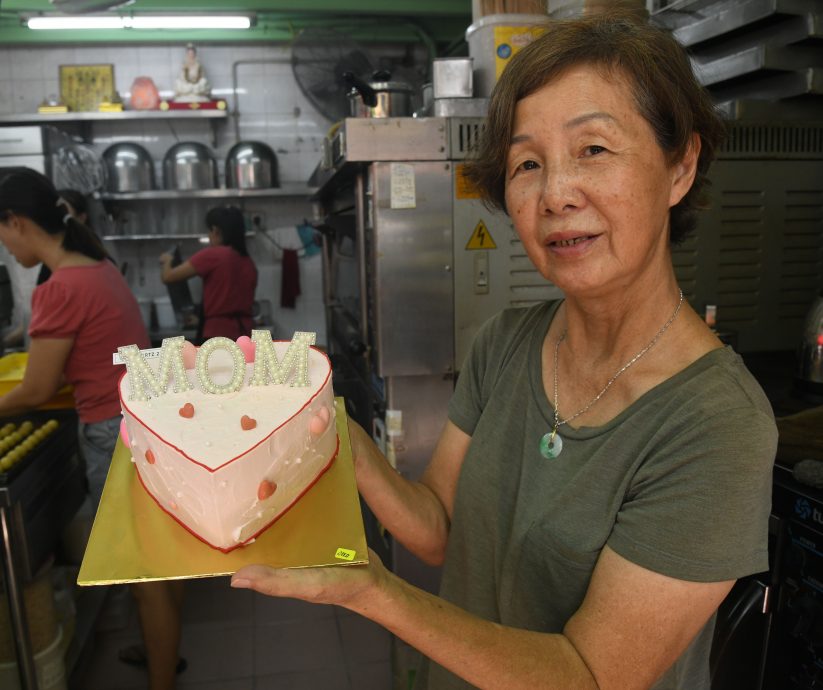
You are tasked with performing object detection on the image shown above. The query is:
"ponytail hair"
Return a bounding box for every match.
[0,167,107,261]
[62,214,107,261]
[57,188,90,220]
[205,206,248,257]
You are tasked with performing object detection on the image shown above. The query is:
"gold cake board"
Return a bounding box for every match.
[78,398,368,585]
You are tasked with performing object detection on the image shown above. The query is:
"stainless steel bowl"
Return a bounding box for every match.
[162,142,217,190]
[225,141,279,189]
[102,143,155,192]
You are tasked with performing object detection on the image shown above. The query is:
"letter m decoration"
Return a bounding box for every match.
[250,330,316,387]
[118,336,193,401]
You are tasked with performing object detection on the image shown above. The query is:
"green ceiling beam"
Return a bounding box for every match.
[0,2,472,47]
[0,19,470,47]
[3,0,471,17]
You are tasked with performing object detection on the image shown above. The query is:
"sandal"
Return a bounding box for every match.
[118,644,188,674]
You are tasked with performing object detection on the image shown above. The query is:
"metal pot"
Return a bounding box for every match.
[344,70,413,118]
[225,141,279,189]
[162,142,217,190]
[102,142,154,192]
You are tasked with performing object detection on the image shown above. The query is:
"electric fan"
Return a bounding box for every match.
[291,28,375,123]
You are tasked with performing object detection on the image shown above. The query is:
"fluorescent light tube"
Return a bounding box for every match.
[28,16,123,30]
[129,16,251,29]
[27,15,252,30]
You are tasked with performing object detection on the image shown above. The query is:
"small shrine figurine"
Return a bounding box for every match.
[174,43,211,103]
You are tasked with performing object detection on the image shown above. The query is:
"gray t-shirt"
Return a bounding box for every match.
[420,301,777,690]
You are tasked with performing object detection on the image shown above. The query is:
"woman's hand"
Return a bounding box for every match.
[158,253,173,266]
[346,417,374,477]
[231,547,389,611]
[342,417,468,566]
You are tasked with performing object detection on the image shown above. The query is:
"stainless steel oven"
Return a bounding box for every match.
[313,117,561,595]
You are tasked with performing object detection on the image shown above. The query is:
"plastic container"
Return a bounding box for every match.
[0,563,58,662]
[0,353,74,410]
[548,0,647,19]
[465,14,548,97]
[432,57,474,99]
[0,626,66,690]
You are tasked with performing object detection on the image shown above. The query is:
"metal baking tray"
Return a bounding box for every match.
[0,410,77,490]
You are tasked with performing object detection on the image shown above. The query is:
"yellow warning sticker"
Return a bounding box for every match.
[455,164,481,199]
[466,221,497,250]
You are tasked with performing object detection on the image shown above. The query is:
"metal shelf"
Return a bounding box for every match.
[0,110,228,124]
[95,185,315,201]
[102,231,257,241]
[102,233,207,241]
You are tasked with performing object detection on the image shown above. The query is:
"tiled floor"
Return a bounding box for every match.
[70,576,393,690]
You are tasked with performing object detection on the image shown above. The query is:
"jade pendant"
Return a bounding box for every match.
[540,430,563,459]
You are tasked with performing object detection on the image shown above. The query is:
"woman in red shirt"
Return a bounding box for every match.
[0,168,184,690]
[159,206,257,342]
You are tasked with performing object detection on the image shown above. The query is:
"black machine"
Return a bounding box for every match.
[165,244,196,329]
[767,465,823,689]
[711,464,823,690]
[0,263,13,332]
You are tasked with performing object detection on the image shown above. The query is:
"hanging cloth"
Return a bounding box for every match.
[280,248,301,309]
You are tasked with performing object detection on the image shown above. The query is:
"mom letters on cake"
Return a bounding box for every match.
[118,330,317,402]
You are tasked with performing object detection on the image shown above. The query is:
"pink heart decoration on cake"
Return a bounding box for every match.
[257,479,277,500]
[120,417,131,448]
[236,336,255,363]
[181,341,198,369]
[179,403,195,418]
[118,338,338,552]
[309,405,331,436]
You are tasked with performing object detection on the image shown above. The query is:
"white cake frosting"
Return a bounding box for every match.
[118,336,337,552]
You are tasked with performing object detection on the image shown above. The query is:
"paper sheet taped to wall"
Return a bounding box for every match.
[390,163,416,209]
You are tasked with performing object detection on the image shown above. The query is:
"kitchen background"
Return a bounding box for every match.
[0,1,461,344]
[0,1,822,689]
[0,40,387,343]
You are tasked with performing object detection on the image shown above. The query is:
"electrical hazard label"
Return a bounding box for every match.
[465,221,497,250]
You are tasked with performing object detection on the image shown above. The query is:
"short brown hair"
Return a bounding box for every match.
[463,11,726,244]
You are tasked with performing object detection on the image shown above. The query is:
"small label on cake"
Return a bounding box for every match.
[334,547,356,561]
[112,348,162,365]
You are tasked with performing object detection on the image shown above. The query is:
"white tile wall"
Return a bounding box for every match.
[0,79,13,115]
[1,43,332,180]
[10,47,44,80]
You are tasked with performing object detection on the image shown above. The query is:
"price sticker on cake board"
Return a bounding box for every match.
[78,398,368,584]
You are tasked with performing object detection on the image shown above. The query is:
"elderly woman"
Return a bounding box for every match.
[232,12,776,690]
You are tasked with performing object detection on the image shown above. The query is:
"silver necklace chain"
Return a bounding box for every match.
[551,288,684,439]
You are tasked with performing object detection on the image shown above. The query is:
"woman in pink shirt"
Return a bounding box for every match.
[0,168,184,690]
[159,205,257,342]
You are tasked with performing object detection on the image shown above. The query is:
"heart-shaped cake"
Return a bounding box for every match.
[118,332,337,552]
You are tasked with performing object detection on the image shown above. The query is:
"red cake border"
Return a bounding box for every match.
[118,345,333,472]
[133,435,340,553]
